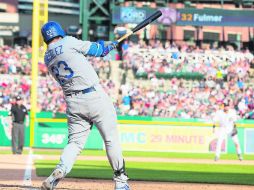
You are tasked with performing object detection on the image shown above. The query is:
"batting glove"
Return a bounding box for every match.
[101,41,118,57]
[97,40,105,49]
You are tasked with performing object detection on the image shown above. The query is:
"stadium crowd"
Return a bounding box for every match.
[122,41,253,80]
[1,43,254,119]
[119,41,254,119]
[0,45,113,113]
[117,78,254,119]
[0,45,32,75]
[0,45,112,77]
[0,74,116,113]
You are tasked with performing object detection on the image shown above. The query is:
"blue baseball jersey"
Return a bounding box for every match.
[44,36,100,94]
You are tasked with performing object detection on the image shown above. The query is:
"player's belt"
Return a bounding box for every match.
[66,86,96,97]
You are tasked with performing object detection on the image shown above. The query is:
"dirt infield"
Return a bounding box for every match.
[0,154,253,190]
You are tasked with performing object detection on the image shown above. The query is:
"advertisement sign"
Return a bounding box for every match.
[34,125,68,148]
[112,6,254,27]
[34,122,103,149]
[118,124,219,153]
[177,8,254,27]
[112,7,177,26]
[0,115,12,144]
[0,110,251,153]
[0,112,30,146]
[245,129,254,154]
[119,7,147,24]
[227,128,244,154]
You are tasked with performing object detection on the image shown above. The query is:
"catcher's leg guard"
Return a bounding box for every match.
[41,168,64,190]
[113,160,130,190]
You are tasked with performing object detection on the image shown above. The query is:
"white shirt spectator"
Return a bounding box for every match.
[238,99,247,114]
[128,109,138,116]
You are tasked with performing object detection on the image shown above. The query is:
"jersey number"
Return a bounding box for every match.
[51,61,74,84]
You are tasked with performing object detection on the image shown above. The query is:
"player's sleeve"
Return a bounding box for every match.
[70,36,92,55]
[87,42,103,57]
[69,36,103,57]
[87,40,118,57]
[233,110,240,122]
[212,112,219,123]
[70,36,117,57]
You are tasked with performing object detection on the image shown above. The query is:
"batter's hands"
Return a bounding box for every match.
[109,41,118,49]
[101,41,118,57]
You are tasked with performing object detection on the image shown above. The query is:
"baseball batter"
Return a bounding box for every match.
[212,102,243,161]
[40,21,130,190]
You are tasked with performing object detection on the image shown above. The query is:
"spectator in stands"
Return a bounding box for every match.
[1,43,254,120]
[123,42,253,80]
[237,78,244,90]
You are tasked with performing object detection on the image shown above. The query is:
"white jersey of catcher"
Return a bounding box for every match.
[212,109,238,134]
[44,36,100,94]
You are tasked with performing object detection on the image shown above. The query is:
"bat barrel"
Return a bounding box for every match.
[132,10,162,33]
[116,10,162,42]
[147,10,163,24]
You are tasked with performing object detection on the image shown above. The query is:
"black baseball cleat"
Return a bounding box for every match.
[238,154,243,161]
[214,156,219,162]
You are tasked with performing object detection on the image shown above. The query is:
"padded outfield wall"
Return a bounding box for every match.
[0,111,254,154]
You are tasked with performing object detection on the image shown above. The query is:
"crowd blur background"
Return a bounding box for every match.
[1,0,254,120]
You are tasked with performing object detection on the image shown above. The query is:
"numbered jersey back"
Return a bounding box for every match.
[44,36,100,94]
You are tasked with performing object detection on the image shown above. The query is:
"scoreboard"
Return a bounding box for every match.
[113,6,254,27]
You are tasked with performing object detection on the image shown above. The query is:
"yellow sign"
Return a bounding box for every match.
[118,125,215,152]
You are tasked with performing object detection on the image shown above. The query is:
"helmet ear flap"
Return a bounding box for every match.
[41,21,65,44]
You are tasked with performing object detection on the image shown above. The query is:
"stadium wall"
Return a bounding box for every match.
[18,13,79,39]
[0,111,254,154]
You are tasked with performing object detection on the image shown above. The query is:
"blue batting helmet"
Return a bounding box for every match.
[41,21,65,44]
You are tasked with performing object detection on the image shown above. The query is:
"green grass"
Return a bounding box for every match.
[2,148,254,160]
[0,149,29,155]
[0,150,13,154]
[32,149,254,160]
[35,160,254,185]
[2,147,254,185]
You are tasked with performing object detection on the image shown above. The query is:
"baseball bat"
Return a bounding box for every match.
[117,10,162,43]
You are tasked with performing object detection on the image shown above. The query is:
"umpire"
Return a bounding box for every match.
[9,96,29,154]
